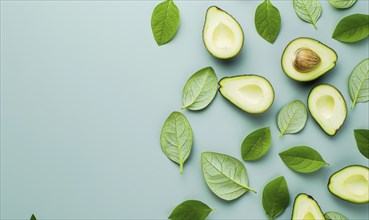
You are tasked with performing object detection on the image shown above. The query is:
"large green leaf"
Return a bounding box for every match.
[262,176,290,220]
[241,127,271,161]
[169,200,214,220]
[332,14,369,43]
[160,111,193,173]
[277,100,307,137]
[255,0,281,43]
[182,67,218,110]
[201,152,256,201]
[348,58,369,109]
[151,0,180,45]
[293,0,322,29]
[354,129,369,159]
[329,0,356,9]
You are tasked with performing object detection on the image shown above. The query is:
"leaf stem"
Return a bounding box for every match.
[179,158,183,174]
[247,186,257,193]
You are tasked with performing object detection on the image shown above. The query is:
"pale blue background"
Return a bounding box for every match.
[1,0,369,219]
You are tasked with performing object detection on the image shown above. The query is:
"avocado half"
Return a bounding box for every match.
[203,6,244,59]
[281,38,337,82]
[219,75,274,114]
[328,165,369,204]
[292,193,325,220]
[308,84,347,136]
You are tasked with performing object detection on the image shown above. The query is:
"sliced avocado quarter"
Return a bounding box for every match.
[292,193,325,220]
[328,165,369,204]
[281,38,337,82]
[308,84,347,136]
[219,75,274,114]
[203,6,244,59]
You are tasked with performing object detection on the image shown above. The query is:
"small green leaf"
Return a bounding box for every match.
[160,111,193,173]
[354,129,369,159]
[329,0,356,9]
[279,146,328,173]
[348,58,369,109]
[332,14,369,43]
[262,176,290,220]
[151,0,180,45]
[277,100,307,138]
[30,214,37,220]
[201,152,256,201]
[241,127,271,161]
[255,0,281,43]
[182,67,218,110]
[169,200,214,220]
[293,0,322,29]
[324,211,349,220]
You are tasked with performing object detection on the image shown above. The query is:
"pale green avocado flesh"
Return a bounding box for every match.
[308,84,347,136]
[203,6,244,59]
[281,37,337,82]
[328,165,369,204]
[292,193,325,220]
[219,75,274,114]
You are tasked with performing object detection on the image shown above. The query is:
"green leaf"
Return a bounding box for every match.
[329,0,356,9]
[324,211,349,220]
[279,146,328,173]
[354,129,369,159]
[348,58,369,109]
[201,152,256,201]
[168,200,214,220]
[241,127,271,161]
[262,176,290,220]
[293,0,322,29]
[30,214,37,220]
[277,100,307,138]
[151,0,180,45]
[160,111,193,173]
[332,14,369,43]
[255,0,281,43]
[182,67,218,110]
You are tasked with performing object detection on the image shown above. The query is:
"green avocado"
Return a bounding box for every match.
[203,6,244,59]
[308,84,347,136]
[328,165,369,204]
[292,193,325,220]
[281,37,337,82]
[219,75,274,114]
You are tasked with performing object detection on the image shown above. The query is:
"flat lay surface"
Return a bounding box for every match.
[1,1,368,219]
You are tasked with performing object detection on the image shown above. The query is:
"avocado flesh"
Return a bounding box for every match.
[203,6,244,59]
[328,165,369,204]
[308,84,347,136]
[219,75,274,114]
[282,38,337,82]
[292,193,325,220]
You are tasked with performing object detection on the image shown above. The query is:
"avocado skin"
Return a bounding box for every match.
[291,193,324,220]
[281,37,338,82]
[307,84,347,136]
[202,6,244,60]
[327,165,369,204]
[218,74,275,114]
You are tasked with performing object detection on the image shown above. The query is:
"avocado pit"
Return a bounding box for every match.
[293,47,321,73]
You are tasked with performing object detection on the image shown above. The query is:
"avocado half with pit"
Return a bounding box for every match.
[308,84,347,136]
[219,75,274,114]
[203,6,244,59]
[292,193,325,220]
[281,38,337,82]
[328,165,369,204]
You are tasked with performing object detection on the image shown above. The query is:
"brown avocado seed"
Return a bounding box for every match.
[293,47,321,72]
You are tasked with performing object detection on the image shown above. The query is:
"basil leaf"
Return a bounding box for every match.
[279,146,328,173]
[255,0,281,43]
[324,211,349,220]
[329,0,356,9]
[169,200,214,220]
[160,111,193,173]
[354,129,369,159]
[348,58,369,109]
[201,152,256,201]
[30,215,37,220]
[277,100,307,138]
[241,127,271,161]
[262,176,290,220]
[293,0,322,29]
[151,0,180,45]
[332,14,369,43]
[182,67,218,111]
